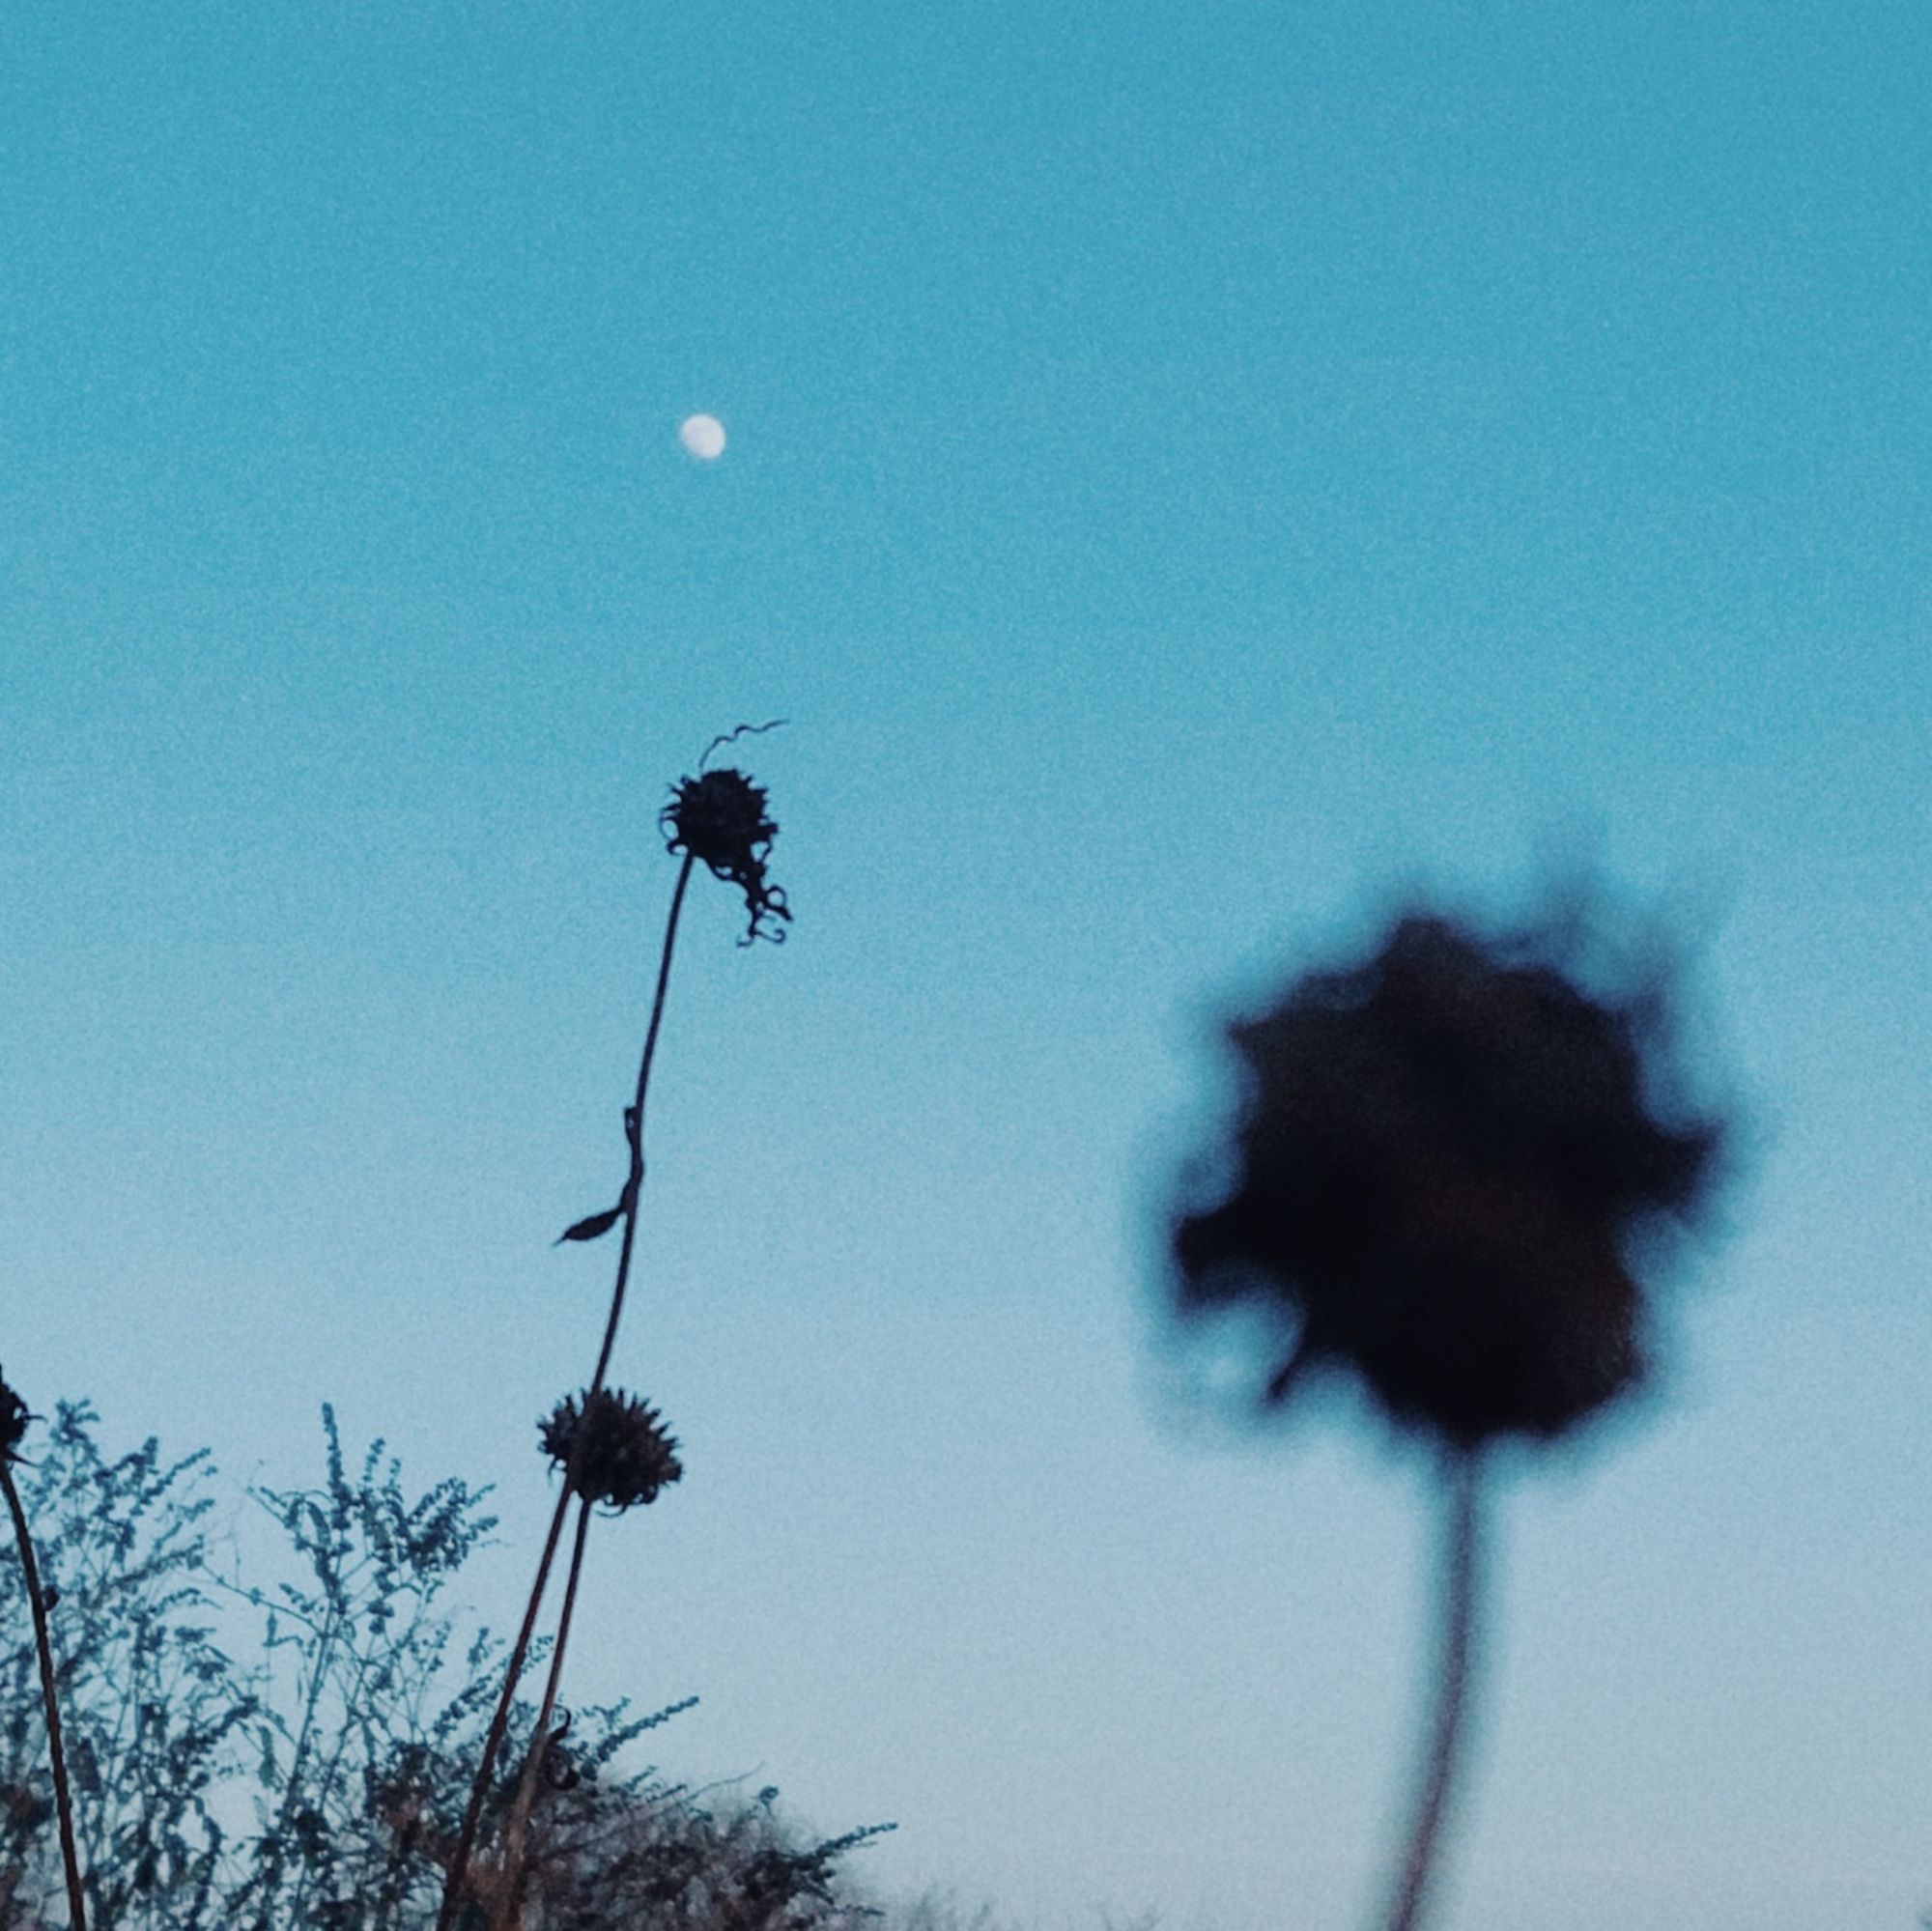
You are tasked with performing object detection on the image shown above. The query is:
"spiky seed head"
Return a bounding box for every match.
[1171,904,1727,1451]
[0,1370,31,1464]
[661,767,792,946]
[540,1389,683,1511]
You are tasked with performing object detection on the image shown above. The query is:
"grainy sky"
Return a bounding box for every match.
[4,5,1927,1928]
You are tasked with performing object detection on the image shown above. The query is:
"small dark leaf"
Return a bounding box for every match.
[556,1206,624,1245]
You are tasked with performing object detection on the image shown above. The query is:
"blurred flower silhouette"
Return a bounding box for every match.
[541,1389,683,1512]
[662,767,791,946]
[1172,904,1725,1451]
[1167,893,1734,1931]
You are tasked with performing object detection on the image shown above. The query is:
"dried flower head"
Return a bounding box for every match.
[0,1370,30,1463]
[1171,905,1726,1450]
[662,767,791,945]
[540,1389,683,1510]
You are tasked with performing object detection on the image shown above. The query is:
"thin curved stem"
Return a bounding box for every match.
[264,1597,344,1929]
[433,1482,572,1931]
[2,1458,88,1931]
[437,851,696,1931]
[1379,1451,1485,1931]
[493,1495,595,1930]
[589,849,696,1399]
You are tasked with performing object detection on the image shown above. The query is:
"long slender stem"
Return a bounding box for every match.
[1,1458,89,1931]
[588,849,695,1400]
[1379,1452,1485,1931]
[436,851,696,1931]
[492,1495,595,1931]
[432,1482,573,1931]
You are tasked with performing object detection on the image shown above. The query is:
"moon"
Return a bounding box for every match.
[679,413,726,461]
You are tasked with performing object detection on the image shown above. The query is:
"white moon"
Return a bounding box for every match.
[679,413,726,460]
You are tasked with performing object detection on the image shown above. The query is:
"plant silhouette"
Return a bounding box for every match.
[1169,895,1731,1931]
[1,1401,893,1930]
[1,1370,88,1931]
[438,735,792,1931]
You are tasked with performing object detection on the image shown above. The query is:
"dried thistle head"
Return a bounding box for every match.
[0,1370,30,1464]
[661,767,791,946]
[540,1389,683,1511]
[1171,903,1727,1451]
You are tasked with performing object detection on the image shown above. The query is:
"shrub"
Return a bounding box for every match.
[0,1403,889,1931]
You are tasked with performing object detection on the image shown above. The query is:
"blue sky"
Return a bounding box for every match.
[3,4,1928,1927]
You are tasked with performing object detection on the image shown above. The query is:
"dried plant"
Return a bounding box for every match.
[437,729,792,1930]
[660,767,791,949]
[488,1394,685,1928]
[0,1369,89,1931]
[1169,894,1732,1931]
[224,1406,500,1930]
[538,1393,683,1515]
[1,1398,254,1931]
[3,1402,893,1931]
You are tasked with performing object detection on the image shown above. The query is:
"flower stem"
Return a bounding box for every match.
[437,850,696,1931]
[588,849,696,1398]
[1379,1451,1485,1931]
[492,1495,595,1930]
[433,1481,572,1931]
[1,1457,88,1931]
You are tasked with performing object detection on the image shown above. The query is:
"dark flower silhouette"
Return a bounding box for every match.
[662,767,791,945]
[1168,895,1733,1931]
[540,1389,683,1512]
[0,1370,29,1462]
[1172,906,1726,1450]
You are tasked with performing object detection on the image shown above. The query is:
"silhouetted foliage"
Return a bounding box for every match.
[553,1209,623,1249]
[1,1403,239,1930]
[0,1406,890,1930]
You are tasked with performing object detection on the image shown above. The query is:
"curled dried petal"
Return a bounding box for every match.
[661,767,791,946]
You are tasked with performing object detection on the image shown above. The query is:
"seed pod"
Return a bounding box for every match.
[0,1371,31,1463]
[540,1389,683,1511]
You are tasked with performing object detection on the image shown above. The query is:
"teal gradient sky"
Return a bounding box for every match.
[4,6,1928,1928]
